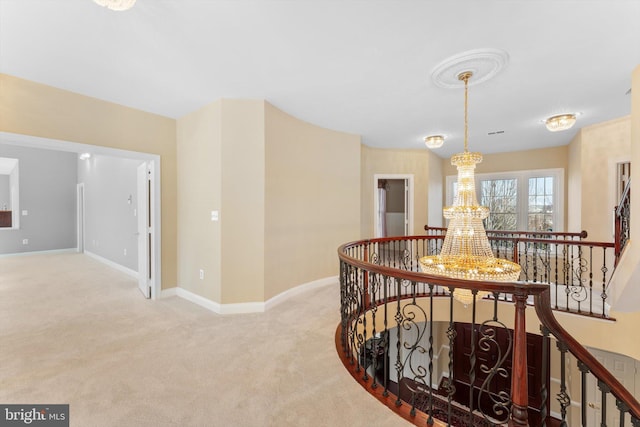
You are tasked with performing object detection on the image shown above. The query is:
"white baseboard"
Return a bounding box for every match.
[162,276,338,315]
[0,248,76,258]
[265,276,338,311]
[84,250,138,278]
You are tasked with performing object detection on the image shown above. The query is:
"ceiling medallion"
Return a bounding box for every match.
[431,48,509,89]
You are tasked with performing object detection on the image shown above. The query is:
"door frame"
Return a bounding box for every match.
[373,174,414,238]
[76,183,85,253]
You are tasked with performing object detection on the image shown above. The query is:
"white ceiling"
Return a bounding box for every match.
[1,0,639,158]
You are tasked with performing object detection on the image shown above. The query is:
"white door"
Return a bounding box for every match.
[373,174,414,238]
[77,183,85,253]
[586,347,636,427]
[137,162,151,298]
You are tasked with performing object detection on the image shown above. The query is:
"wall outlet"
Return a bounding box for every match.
[199,269,204,280]
[124,248,127,256]
[22,239,28,245]
[21,210,28,216]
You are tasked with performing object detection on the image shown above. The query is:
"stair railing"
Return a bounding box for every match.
[337,235,640,426]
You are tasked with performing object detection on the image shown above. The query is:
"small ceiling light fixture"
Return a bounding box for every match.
[79,153,92,160]
[545,113,577,132]
[424,135,445,149]
[93,0,137,11]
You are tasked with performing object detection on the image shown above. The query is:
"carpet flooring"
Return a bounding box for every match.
[0,252,411,427]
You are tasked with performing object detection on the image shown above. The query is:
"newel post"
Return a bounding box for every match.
[510,293,529,426]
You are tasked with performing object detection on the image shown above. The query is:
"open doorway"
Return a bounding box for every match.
[1,131,162,300]
[374,174,414,238]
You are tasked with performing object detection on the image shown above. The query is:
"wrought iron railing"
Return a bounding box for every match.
[614,179,631,263]
[373,232,616,318]
[337,236,640,426]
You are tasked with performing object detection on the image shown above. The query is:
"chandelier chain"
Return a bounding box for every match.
[459,71,472,153]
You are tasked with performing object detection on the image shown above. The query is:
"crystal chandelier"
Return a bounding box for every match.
[419,71,521,305]
[93,0,137,11]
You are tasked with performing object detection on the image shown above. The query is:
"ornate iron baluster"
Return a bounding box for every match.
[589,246,594,315]
[478,295,512,425]
[446,291,456,423]
[599,380,611,427]
[617,400,629,427]
[394,276,403,408]
[578,360,589,427]
[383,274,389,397]
[556,341,571,426]
[601,247,609,318]
[427,282,435,426]
[468,290,478,426]
[539,325,550,427]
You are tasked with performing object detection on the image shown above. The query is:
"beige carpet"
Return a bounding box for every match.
[0,252,411,427]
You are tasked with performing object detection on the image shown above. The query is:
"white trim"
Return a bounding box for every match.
[0,248,76,258]
[160,287,177,298]
[85,250,138,278]
[165,276,338,315]
[373,174,414,237]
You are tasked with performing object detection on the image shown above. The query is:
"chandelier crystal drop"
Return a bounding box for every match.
[419,71,521,305]
[93,0,137,11]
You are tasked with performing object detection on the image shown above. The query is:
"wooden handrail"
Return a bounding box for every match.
[424,224,589,239]
[534,290,640,420]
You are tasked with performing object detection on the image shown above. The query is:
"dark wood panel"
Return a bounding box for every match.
[452,322,550,426]
[0,211,11,227]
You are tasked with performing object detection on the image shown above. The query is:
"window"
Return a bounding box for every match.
[446,169,564,232]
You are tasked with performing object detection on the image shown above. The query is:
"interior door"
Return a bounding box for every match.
[586,348,636,427]
[137,162,151,298]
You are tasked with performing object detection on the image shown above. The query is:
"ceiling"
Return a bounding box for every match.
[1,0,639,159]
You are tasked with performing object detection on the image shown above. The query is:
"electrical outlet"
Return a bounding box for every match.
[124,248,127,256]
[199,269,204,280]
[22,239,28,245]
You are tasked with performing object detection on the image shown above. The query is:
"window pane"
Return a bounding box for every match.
[528,176,554,231]
[481,179,517,231]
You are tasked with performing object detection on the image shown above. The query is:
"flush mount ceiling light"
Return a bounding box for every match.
[424,135,445,149]
[545,113,577,132]
[93,0,137,11]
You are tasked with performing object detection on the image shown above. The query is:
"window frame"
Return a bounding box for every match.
[445,168,564,232]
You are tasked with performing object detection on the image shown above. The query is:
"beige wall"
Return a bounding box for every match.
[361,146,435,237]
[177,100,360,304]
[0,74,178,289]
[264,103,361,300]
[176,100,222,301]
[220,100,266,304]
[575,116,631,242]
[567,132,582,232]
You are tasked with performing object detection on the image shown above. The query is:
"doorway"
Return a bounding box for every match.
[1,131,162,300]
[374,174,414,238]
